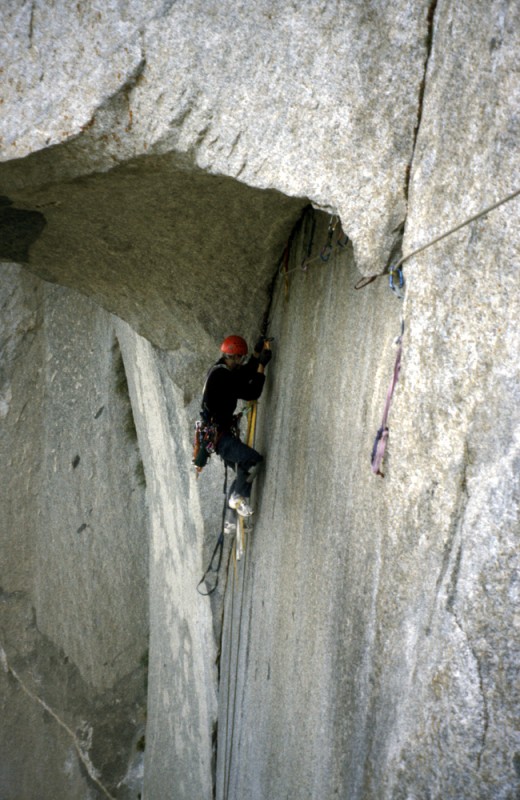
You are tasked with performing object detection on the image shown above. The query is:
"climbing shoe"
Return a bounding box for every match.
[229,493,253,517]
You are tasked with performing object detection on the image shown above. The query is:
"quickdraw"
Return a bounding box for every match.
[355,265,405,296]
[320,215,338,262]
[299,213,349,271]
[300,208,317,272]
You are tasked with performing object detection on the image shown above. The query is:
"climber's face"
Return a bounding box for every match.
[224,354,244,369]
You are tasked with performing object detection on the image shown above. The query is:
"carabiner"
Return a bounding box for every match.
[320,244,333,262]
[389,266,405,298]
[320,215,338,262]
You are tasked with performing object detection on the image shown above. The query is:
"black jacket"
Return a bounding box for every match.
[202,357,265,430]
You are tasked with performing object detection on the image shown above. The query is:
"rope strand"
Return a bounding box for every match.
[394,186,520,269]
[356,186,520,289]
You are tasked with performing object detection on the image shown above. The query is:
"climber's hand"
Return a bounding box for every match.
[253,335,266,355]
[259,349,272,366]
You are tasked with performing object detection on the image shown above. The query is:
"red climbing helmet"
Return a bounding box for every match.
[220,335,248,356]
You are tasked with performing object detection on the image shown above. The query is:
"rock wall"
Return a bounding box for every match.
[0,0,519,798]
[216,201,519,800]
[216,219,404,800]
[115,320,217,800]
[1,0,431,274]
[0,265,149,798]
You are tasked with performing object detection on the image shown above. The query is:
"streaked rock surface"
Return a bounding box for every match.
[1,0,519,798]
[0,265,149,798]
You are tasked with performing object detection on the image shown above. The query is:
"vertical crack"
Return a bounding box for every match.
[28,2,35,44]
[404,0,439,202]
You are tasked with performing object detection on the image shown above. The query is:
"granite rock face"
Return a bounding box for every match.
[1,0,431,274]
[0,265,150,798]
[0,157,305,365]
[1,0,519,799]
[115,319,217,800]
[378,2,520,795]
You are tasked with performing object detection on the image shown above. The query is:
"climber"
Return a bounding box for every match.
[201,334,272,517]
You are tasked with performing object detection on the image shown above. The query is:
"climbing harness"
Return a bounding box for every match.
[193,414,241,475]
[192,419,220,474]
[193,362,242,476]
[195,406,259,593]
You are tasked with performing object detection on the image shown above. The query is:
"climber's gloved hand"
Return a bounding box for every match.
[253,335,266,354]
[259,349,272,366]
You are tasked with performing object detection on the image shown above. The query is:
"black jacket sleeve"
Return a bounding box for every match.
[235,357,265,401]
[202,358,265,428]
[202,365,232,426]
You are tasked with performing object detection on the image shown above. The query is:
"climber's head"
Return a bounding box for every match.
[220,335,247,368]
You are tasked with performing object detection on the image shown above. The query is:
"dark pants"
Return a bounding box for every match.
[216,432,263,499]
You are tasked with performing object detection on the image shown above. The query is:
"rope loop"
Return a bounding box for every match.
[197,533,225,596]
[196,466,230,595]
